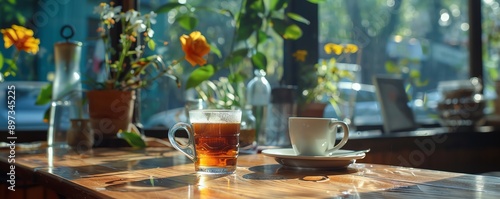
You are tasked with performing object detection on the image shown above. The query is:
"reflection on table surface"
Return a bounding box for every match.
[1,146,499,199]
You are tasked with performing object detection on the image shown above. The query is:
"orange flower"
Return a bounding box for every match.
[180,31,210,66]
[292,50,307,62]
[1,25,40,54]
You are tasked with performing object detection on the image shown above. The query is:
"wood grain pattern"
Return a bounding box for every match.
[1,146,500,199]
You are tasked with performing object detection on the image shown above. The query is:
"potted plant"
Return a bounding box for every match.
[296,43,360,120]
[89,3,210,140]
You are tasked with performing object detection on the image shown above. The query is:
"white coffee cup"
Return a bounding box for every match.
[288,117,349,156]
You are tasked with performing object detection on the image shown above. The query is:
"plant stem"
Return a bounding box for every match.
[147,57,184,86]
[12,50,21,63]
[228,0,246,77]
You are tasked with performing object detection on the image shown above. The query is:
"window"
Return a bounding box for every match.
[1,0,100,131]
[315,0,471,126]
[483,0,500,97]
[2,0,286,130]
[140,0,286,128]
[0,0,493,132]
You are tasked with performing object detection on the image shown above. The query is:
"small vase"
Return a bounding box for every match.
[67,119,93,151]
[87,90,135,141]
[47,40,83,147]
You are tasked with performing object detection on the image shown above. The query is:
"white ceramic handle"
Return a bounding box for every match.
[168,122,197,162]
[325,119,349,154]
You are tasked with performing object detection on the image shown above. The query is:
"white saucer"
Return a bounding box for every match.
[261,148,366,170]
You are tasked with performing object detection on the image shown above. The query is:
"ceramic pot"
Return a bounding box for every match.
[87,90,135,139]
[298,102,327,117]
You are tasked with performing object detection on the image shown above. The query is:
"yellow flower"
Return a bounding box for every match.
[323,43,358,55]
[324,43,343,55]
[292,50,308,62]
[1,25,40,54]
[180,31,210,66]
[343,44,358,53]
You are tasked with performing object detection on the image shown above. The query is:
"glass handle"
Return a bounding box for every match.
[168,122,197,162]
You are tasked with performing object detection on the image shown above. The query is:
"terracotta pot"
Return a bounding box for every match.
[298,102,327,117]
[87,90,135,139]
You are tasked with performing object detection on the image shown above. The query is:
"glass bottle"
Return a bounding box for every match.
[246,69,271,147]
[239,106,257,154]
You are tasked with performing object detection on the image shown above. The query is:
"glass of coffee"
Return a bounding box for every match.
[168,109,242,174]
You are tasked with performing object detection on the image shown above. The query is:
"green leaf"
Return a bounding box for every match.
[251,52,267,70]
[223,57,241,68]
[405,84,412,96]
[257,30,268,44]
[236,14,259,41]
[283,24,303,40]
[236,24,254,41]
[5,14,13,22]
[385,61,399,74]
[271,18,287,36]
[0,53,4,70]
[209,43,222,58]
[35,83,52,105]
[15,12,25,25]
[4,5,13,12]
[177,15,198,31]
[43,106,50,123]
[269,10,286,20]
[217,8,235,19]
[307,0,325,3]
[147,39,156,50]
[149,176,155,186]
[117,131,147,148]
[194,6,225,15]
[415,79,429,87]
[6,59,17,71]
[490,68,499,80]
[252,15,264,30]
[287,12,310,25]
[155,2,183,13]
[223,48,249,67]
[228,73,246,83]
[248,0,265,13]
[8,0,16,4]
[269,0,288,11]
[232,48,250,57]
[409,70,420,79]
[186,65,215,89]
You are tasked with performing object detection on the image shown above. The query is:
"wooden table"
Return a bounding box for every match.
[1,145,500,199]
